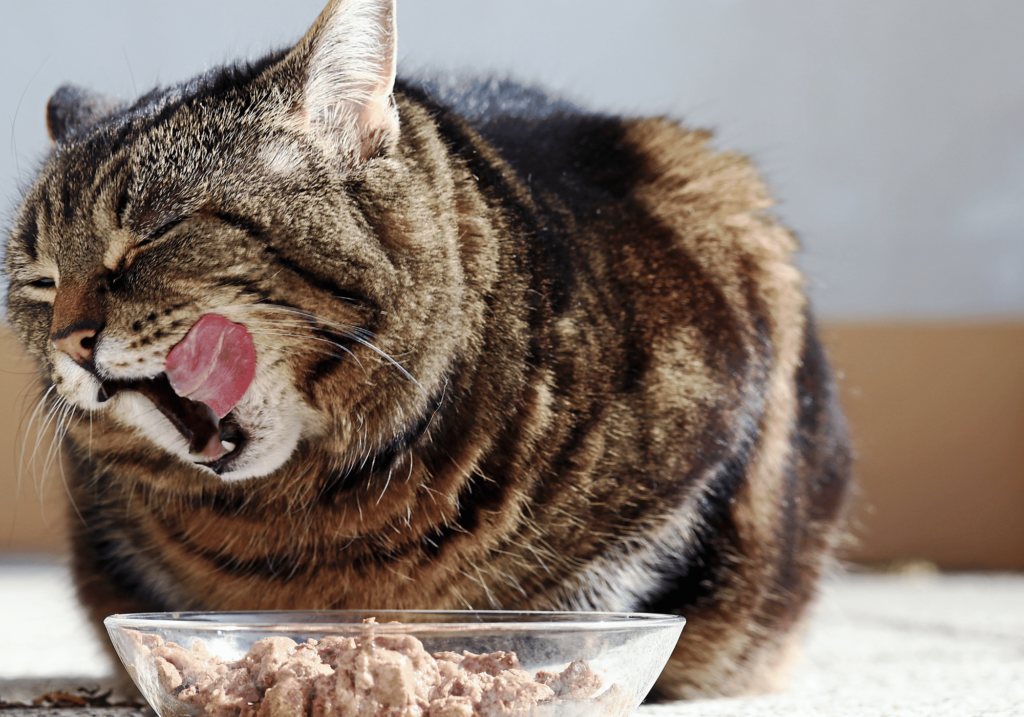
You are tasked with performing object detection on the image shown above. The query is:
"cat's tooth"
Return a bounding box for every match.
[221,440,237,453]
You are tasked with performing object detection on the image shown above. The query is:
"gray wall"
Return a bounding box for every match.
[2,0,1022,320]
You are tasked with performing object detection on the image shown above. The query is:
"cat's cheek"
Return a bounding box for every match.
[51,354,106,410]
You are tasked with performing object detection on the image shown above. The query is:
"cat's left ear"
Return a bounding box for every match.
[287,0,398,162]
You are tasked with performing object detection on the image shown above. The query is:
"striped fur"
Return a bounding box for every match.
[3,0,850,699]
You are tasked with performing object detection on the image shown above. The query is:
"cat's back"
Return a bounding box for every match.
[406,74,802,369]
[406,75,789,263]
[407,75,688,207]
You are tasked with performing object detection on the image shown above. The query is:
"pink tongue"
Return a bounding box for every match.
[164,314,256,419]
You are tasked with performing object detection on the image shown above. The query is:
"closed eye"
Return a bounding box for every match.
[146,216,187,244]
[128,216,187,256]
[114,216,187,273]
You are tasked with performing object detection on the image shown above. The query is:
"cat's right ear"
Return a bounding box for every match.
[284,0,399,163]
[46,85,119,144]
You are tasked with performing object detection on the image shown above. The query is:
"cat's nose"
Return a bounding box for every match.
[53,326,99,365]
[50,278,105,367]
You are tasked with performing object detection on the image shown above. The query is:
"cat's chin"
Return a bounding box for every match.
[106,389,308,482]
[98,373,243,461]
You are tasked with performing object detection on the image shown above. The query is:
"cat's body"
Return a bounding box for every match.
[4,0,850,700]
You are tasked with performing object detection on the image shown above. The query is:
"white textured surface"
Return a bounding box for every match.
[640,573,1024,717]
[0,559,112,678]
[0,563,1022,715]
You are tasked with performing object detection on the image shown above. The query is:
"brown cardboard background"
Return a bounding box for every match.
[0,330,67,553]
[823,322,1024,570]
[1,323,1022,568]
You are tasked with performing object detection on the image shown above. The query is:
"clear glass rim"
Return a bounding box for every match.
[104,609,686,633]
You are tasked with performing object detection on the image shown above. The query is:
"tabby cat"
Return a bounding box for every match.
[4,0,850,700]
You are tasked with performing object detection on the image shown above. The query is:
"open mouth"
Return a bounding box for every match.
[88,313,257,474]
[98,374,247,473]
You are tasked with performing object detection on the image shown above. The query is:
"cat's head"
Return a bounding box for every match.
[4,0,474,483]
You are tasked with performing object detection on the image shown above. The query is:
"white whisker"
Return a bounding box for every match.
[54,402,86,525]
[405,453,415,483]
[37,396,71,521]
[376,465,394,505]
[245,328,365,370]
[42,397,74,481]
[30,393,66,491]
[18,384,56,489]
[220,303,424,393]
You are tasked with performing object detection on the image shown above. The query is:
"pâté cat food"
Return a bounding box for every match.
[127,618,625,717]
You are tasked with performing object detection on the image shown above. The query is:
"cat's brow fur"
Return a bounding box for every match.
[4,0,850,699]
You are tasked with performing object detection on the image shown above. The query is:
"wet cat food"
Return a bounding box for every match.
[127,619,623,717]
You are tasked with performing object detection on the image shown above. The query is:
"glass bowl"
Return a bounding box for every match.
[105,610,684,717]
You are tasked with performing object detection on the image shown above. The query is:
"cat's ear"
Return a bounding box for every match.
[287,0,399,162]
[46,85,119,144]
